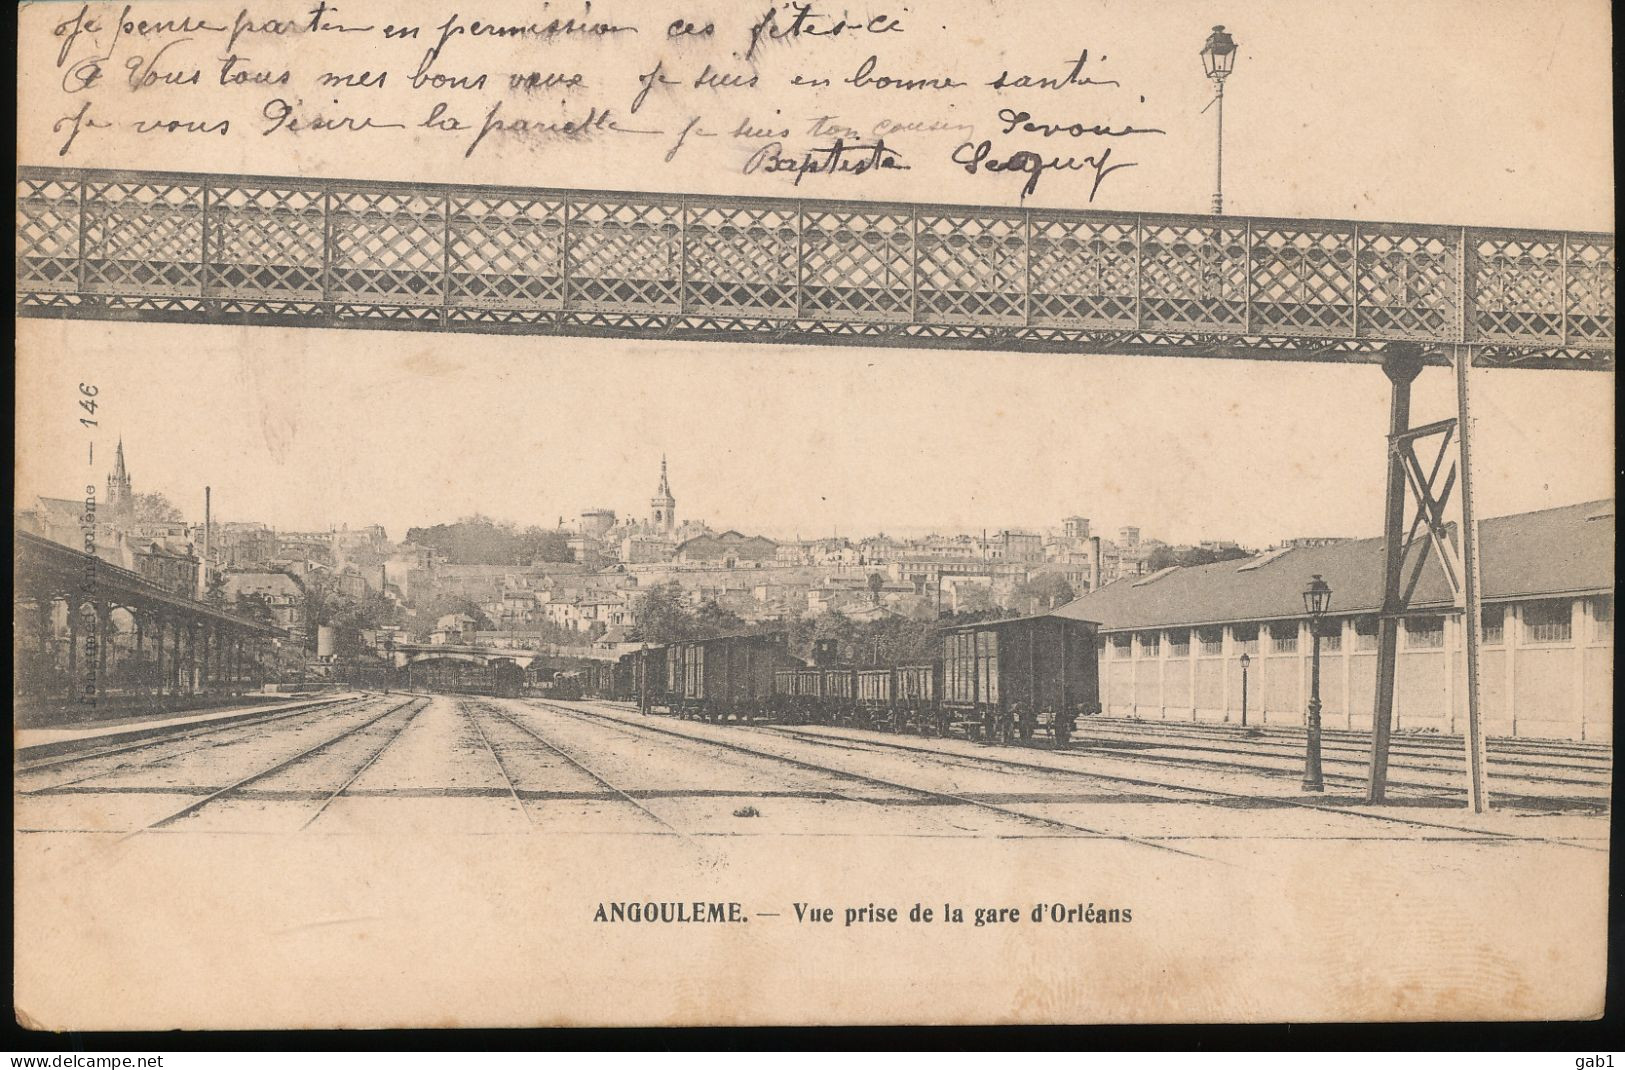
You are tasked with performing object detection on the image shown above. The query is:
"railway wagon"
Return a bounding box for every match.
[780,662,941,731]
[414,656,526,698]
[620,645,669,713]
[890,662,941,734]
[666,632,799,722]
[772,668,825,723]
[940,614,1100,745]
[584,660,618,699]
[851,663,903,728]
[856,669,892,730]
[770,666,862,725]
[821,668,858,725]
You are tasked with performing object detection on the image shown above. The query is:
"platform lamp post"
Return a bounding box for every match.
[1238,651,1250,727]
[1200,24,1238,215]
[1302,574,1333,792]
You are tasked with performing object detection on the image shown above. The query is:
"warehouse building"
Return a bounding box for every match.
[1051,500,1613,742]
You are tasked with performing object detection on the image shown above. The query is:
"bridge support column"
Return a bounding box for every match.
[95,601,111,710]
[66,597,82,702]
[1367,343,1423,804]
[215,627,226,689]
[34,600,54,699]
[190,622,202,695]
[133,611,145,695]
[170,616,183,697]
[1453,345,1490,813]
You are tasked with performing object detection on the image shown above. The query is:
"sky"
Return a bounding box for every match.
[14,0,1616,550]
[16,324,1614,549]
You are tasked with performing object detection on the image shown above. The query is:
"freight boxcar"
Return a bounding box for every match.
[585,660,618,699]
[940,614,1100,745]
[621,645,668,713]
[666,632,799,722]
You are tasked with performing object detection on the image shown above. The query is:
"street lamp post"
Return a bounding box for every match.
[1238,651,1250,727]
[1200,25,1238,215]
[1302,574,1333,792]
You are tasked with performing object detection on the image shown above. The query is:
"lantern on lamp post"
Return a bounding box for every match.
[1302,574,1333,791]
[1238,651,1251,728]
[1200,24,1239,215]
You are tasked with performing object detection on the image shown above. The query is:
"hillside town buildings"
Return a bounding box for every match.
[14,440,1614,741]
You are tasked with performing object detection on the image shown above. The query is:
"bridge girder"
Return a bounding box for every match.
[16,167,1614,371]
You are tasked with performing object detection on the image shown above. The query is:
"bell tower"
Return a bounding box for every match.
[650,455,676,535]
[107,437,133,523]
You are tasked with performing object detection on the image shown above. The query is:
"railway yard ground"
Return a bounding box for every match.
[14,691,1612,1027]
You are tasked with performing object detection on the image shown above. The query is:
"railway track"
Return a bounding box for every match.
[294,697,433,832]
[565,699,1608,854]
[461,701,535,829]
[1072,718,1611,779]
[588,699,1607,809]
[526,699,1213,860]
[1047,729,1608,808]
[135,695,430,834]
[467,700,686,837]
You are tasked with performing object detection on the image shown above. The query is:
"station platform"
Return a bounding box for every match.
[15,692,359,760]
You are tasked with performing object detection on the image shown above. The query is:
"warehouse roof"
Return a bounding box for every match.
[1050,499,1614,633]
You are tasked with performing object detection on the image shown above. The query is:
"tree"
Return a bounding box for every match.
[626,584,748,643]
[691,599,745,637]
[132,492,183,523]
[867,571,885,604]
[1147,544,1253,571]
[204,572,229,608]
[409,596,492,640]
[626,583,694,643]
[519,526,573,565]
[952,583,997,615]
[234,591,278,625]
[1012,572,1076,612]
[404,516,573,566]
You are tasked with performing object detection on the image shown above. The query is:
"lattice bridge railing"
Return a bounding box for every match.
[16,166,1615,370]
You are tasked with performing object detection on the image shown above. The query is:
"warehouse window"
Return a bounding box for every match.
[1315,618,1342,652]
[1269,620,1299,654]
[1523,599,1572,644]
[1111,633,1132,657]
[1139,631,1160,657]
[1232,623,1259,655]
[1167,629,1190,657]
[1198,626,1224,656]
[1480,605,1505,645]
[1593,595,1613,640]
[1404,615,1445,649]
[1354,616,1380,651]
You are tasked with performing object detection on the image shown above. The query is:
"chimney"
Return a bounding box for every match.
[1091,535,1103,592]
[199,486,212,599]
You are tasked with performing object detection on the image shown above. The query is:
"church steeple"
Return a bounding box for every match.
[650,455,676,534]
[107,437,133,522]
